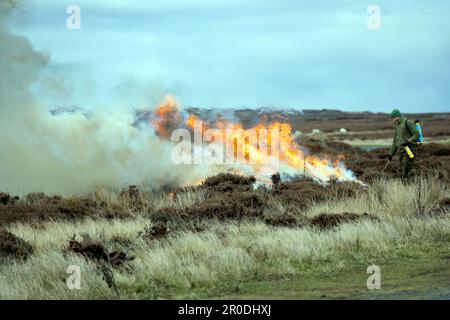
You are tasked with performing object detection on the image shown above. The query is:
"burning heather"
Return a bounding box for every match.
[137,96,359,187]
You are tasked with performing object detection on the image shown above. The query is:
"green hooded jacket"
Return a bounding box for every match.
[389,116,420,156]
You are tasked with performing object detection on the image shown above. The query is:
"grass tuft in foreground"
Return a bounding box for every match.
[0,176,448,299]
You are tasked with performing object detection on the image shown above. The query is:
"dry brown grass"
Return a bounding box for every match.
[0,171,448,299]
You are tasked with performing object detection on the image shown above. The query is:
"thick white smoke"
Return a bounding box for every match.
[0,2,215,194]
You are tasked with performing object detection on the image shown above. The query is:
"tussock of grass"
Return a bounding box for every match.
[1,216,448,299]
[0,177,448,299]
[306,177,446,218]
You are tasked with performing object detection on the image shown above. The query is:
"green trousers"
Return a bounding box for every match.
[399,146,418,179]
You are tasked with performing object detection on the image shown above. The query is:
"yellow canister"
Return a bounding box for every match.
[404,146,414,159]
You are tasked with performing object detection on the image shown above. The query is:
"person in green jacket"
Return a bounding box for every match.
[387,109,420,178]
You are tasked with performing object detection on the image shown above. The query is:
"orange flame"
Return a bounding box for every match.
[152,96,183,139]
[151,96,351,183]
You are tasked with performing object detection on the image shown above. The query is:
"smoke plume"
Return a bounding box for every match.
[0,2,213,194]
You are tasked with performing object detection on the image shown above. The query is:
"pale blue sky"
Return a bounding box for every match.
[10,0,450,112]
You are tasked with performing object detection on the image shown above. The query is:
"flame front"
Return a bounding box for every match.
[151,96,358,185]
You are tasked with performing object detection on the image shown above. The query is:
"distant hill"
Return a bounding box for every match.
[52,105,450,138]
